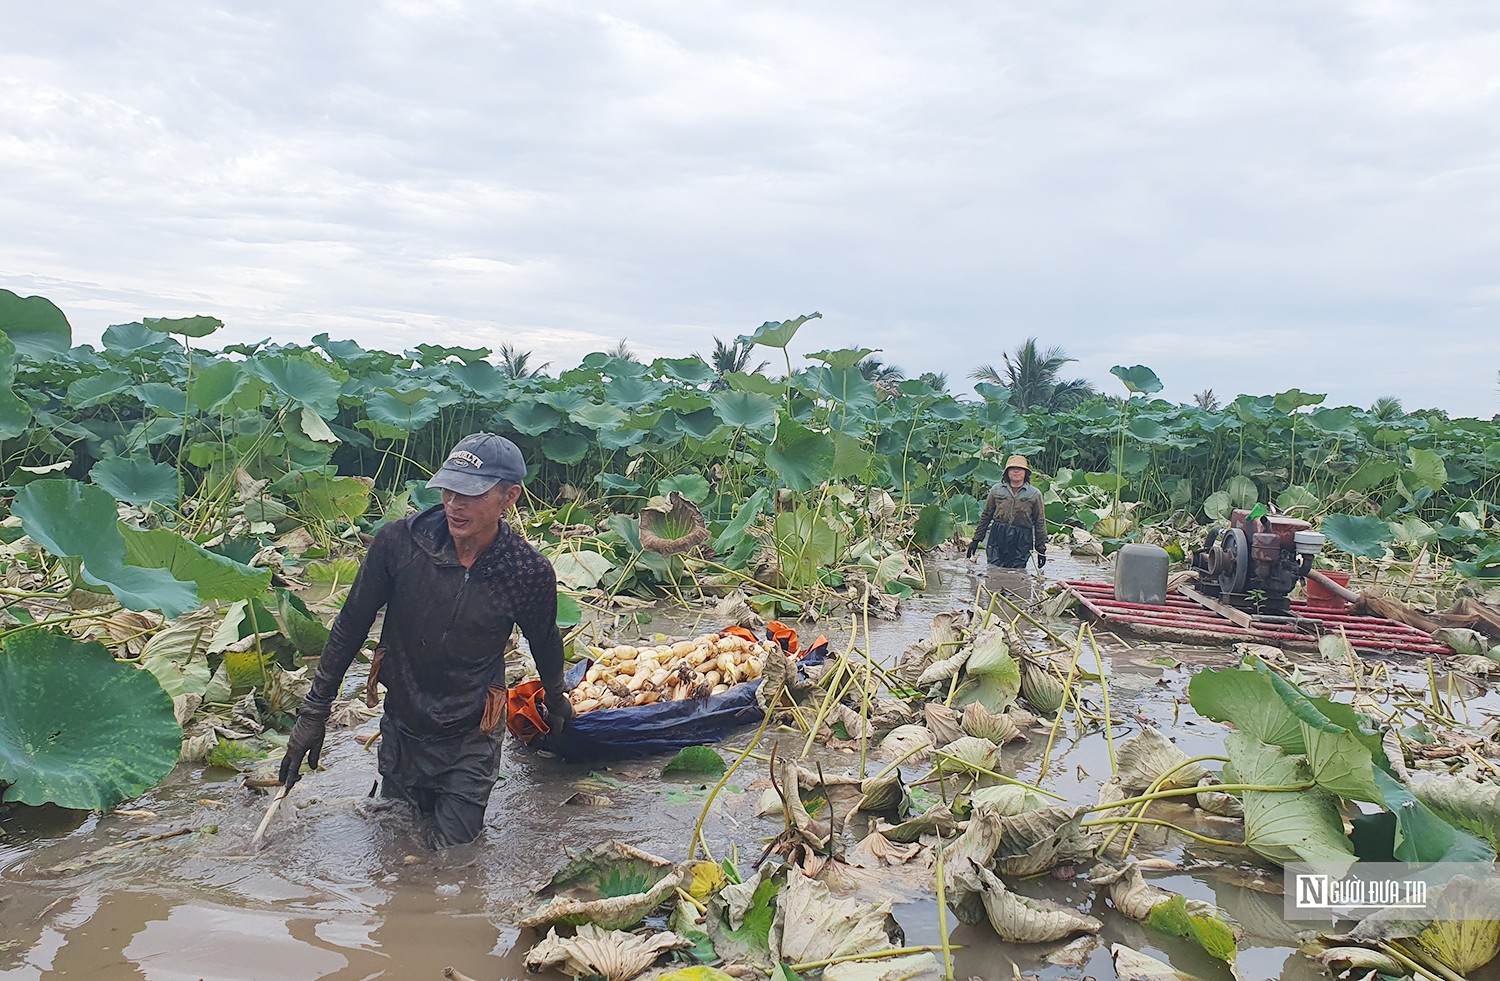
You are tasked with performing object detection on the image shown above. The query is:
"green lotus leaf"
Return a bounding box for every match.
[1272,388,1326,413]
[973,382,1011,403]
[542,431,590,464]
[944,494,982,523]
[1276,484,1320,514]
[981,402,1026,437]
[66,369,135,409]
[0,333,32,439]
[1127,417,1167,440]
[410,342,490,365]
[1188,665,1304,752]
[90,456,181,507]
[656,356,718,386]
[714,487,769,554]
[1224,731,1355,877]
[805,347,876,371]
[0,289,73,359]
[929,399,966,422]
[711,390,777,430]
[446,360,509,399]
[766,420,835,491]
[662,745,727,778]
[503,401,563,436]
[1405,447,1447,493]
[121,527,271,603]
[604,374,667,409]
[366,389,441,433]
[659,472,711,504]
[12,479,199,617]
[249,353,343,419]
[553,550,616,590]
[1110,364,1163,395]
[145,315,223,338]
[1306,406,1357,434]
[598,473,641,493]
[277,588,330,657]
[1352,769,1495,865]
[1223,475,1258,509]
[102,321,180,357]
[912,504,954,549]
[190,360,261,412]
[536,389,593,414]
[0,629,181,810]
[1321,513,1393,559]
[571,402,628,430]
[736,311,821,350]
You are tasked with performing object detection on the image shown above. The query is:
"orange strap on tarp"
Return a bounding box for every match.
[765,621,827,660]
[506,679,550,743]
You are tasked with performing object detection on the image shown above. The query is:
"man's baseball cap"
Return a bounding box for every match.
[427,433,527,496]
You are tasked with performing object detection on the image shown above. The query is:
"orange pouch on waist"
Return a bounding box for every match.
[481,685,508,733]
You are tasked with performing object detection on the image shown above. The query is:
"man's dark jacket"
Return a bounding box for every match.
[308,504,564,739]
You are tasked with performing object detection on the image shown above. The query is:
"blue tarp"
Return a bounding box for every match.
[538,645,828,761]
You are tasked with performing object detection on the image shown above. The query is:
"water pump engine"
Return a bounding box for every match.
[1190,509,1325,614]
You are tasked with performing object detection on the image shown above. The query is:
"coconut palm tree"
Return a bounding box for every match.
[605,339,639,362]
[969,338,1096,411]
[497,343,551,379]
[856,357,905,385]
[697,336,769,390]
[918,371,949,393]
[1369,395,1404,421]
[1193,389,1221,410]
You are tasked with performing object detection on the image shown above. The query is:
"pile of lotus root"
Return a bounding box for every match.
[568,631,775,713]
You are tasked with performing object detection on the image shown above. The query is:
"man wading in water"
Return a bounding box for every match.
[967,454,1047,571]
[278,433,573,848]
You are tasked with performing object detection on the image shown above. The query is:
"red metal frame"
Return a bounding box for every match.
[1061,579,1450,655]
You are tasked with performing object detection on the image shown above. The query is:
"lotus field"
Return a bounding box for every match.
[0,286,1497,815]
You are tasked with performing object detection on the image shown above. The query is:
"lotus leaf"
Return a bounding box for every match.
[1112,943,1199,980]
[121,527,271,604]
[940,804,1008,923]
[519,842,683,931]
[1223,732,1355,877]
[968,784,1047,815]
[960,702,1020,745]
[1,288,72,359]
[766,420,837,492]
[823,953,941,981]
[916,647,970,688]
[936,735,1001,775]
[961,859,1102,943]
[878,724,934,762]
[911,504,954,549]
[922,703,965,746]
[1090,860,1177,921]
[847,831,923,868]
[525,923,691,981]
[553,550,616,590]
[1145,895,1238,967]
[1017,658,1063,715]
[769,868,902,967]
[0,630,181,810]
[877,803,957,844]
[0,334,33,438]
[1116,728,1209,792]
[1412,775,1500,850]
[250,353,342,419]
[640,492,710,556]
[736,312,821,350]
[990,806,1096,877]
[1321,513,1394,559]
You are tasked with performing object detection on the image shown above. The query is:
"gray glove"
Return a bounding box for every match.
[279,697,331,787]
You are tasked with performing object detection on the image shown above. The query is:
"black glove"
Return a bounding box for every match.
[543,692,575,734]
[1036,551,1047,569]
[966,539,979,559]
[279,697,331,787]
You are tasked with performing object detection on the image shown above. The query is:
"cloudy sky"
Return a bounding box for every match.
[3,1,1498,416]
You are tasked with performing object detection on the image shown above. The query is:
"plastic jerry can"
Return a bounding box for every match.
[1114,543,1170,605]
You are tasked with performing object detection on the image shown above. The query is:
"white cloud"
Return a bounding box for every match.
[1,0,1498,416]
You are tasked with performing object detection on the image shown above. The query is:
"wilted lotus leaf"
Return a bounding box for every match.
[962,702,1021,744]
[776,756,832,848]
[936,736,1001,775]
[1018,658,1065,715]
[770,870,908,967]
[877,803,957,844]
[969,784,1048,816]
[1097,778,1127,810]
[715,591,763,629]
[823,952,943,981]
[1312,947,1404,977]
[917,646,971,687]
[757,645,795,711]
[1433,627,1489,656]
[1116,729,1209,793]
[868,697,918,732]
[518,842,683,931]
[1112,943,1199,980]
[941,804,1008,924]
[830,703,873,741]
[1413,775,1500,850]
[991,806,1097,877]
[879,724,934,762]
[1090,861,1175,920]
[857,770,904,813]
[847,831,924,868]
[639,491,710,556]
[524,923,692,981]
[923,703,965,746]
[1414,878,1500,973]
[1194,775,1244,817]
[964,860,1102,943]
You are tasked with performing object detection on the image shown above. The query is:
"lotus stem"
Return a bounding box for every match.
[1079,817,1243,848]
[789,945,960,973]
[991,588,1070,651]
[1037,627,1087,780]
[1378,941,1464,981]
[1086,781,1309,814]
[800,650,853,758]
[933,841,955,981]
[930,750,1066,801]
[675,886,708,913]
[1086,624,1117,773]
[1098,754,1231,857]
[859,592,874,780]
[690,698,776,862]
[866,740,930,785]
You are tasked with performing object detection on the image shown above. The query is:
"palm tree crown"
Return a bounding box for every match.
[497,343,551,380]
[856,357,905,384]
[969,338,1096,411]
[698,336,769,389]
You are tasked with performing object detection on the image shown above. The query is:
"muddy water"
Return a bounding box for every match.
[0,553,1480,980]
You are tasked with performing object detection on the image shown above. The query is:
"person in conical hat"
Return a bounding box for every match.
[967,454,1047,570]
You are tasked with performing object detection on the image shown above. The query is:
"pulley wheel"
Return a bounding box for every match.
[1218,526,1249,595]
